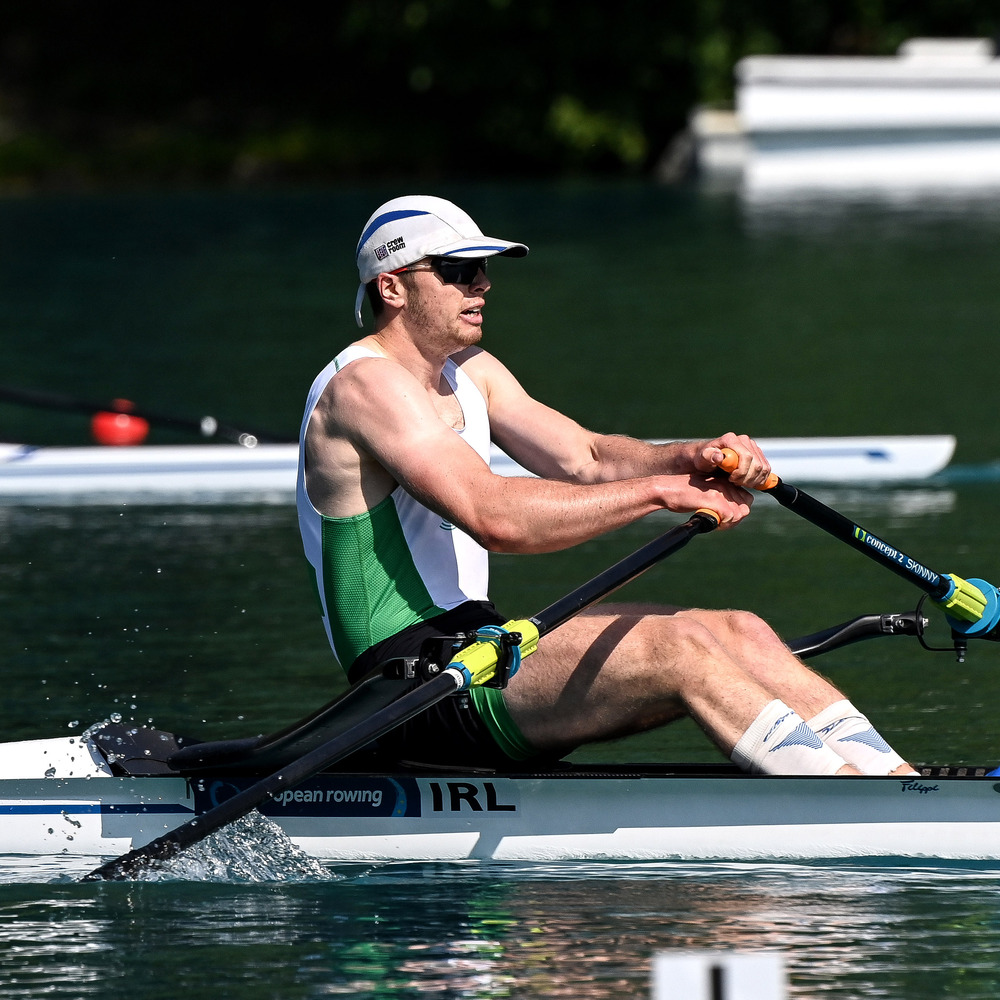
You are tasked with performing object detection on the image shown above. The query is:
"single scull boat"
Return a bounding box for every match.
[1,720,996,864]
[0,435,958,504]
[2,606,998,866]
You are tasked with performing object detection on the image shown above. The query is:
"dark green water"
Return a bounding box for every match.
[2,182,1000,997]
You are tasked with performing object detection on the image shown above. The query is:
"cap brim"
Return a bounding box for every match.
[431,239,528,259]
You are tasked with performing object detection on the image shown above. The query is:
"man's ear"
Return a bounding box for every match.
[376,271,408,312]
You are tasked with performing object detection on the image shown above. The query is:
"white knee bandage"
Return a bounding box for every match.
[731,699,847,775]
[806,699,916,776]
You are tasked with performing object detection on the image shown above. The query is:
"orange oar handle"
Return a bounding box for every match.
[718,448,779,490]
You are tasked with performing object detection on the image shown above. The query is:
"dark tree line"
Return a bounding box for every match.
[0,1,996,186]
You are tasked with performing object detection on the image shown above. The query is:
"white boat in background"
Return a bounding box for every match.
[0,435,957,504]
[0,441,300,505]
[0,724,997,864]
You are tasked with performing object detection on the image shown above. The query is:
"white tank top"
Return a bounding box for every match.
[296,345,491,669]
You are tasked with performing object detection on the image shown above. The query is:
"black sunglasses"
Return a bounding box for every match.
[393,256,488,285]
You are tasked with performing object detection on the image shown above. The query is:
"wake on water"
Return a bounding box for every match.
[133,811,336,883]
[0,813,340,885]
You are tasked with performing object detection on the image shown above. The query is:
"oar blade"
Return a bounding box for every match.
[83,835,185,882]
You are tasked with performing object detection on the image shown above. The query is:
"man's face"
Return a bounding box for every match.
[394,257,492,347]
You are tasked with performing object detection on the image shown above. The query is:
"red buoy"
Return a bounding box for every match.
[91,399,150,446]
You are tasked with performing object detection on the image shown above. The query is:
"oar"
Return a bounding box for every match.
[81,511,719,881]
[718,449,1000,639]
[0,384,294,446]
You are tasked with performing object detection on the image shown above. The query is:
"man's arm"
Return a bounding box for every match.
[310,354,757,556]
[462,349,772,490]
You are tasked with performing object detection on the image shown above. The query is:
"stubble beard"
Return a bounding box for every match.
[408,291,483,354]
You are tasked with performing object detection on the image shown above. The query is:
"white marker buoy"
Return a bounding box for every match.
[651,952,787,1000]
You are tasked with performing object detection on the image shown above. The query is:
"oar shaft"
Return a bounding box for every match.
[718,448,993,627]
[767,480,950,600]
[531,513,718,634]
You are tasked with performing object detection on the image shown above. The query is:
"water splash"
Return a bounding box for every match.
[134,811,336,883]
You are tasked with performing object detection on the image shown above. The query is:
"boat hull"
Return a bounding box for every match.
[250,769,1000,864]
[2,738,998,863]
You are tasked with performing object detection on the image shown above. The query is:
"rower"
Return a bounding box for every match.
[295,194,917,779]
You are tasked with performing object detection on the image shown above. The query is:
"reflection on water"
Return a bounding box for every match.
[739,185,1000,237]
[2,860,999,998]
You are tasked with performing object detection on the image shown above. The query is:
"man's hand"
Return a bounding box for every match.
[696,432,772,490]
[675,478,753,529]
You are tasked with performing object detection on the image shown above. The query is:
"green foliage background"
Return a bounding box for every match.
[0,1,997,186]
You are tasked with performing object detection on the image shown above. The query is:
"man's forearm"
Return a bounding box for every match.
[582,436,704,483]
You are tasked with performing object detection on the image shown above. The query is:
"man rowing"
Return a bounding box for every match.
[296,195,916,778]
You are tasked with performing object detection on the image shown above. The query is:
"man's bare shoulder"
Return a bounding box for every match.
[304,353,406,516]
[325,349,412,390]
[314,351,416,422]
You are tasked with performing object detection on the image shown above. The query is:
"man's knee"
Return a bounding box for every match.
[640,613,725,660]
[691,608,781,650]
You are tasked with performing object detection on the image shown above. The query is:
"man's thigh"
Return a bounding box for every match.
[502,604,692,750]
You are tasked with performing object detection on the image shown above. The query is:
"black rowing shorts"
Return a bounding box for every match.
[347,601,535,770]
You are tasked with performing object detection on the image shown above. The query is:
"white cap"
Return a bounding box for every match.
[353,195,528,327]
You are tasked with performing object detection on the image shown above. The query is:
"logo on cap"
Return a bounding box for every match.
[373,236,407,262]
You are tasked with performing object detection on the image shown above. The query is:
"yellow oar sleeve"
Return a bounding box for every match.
[939,573,988,623]
[447,618,541,688]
